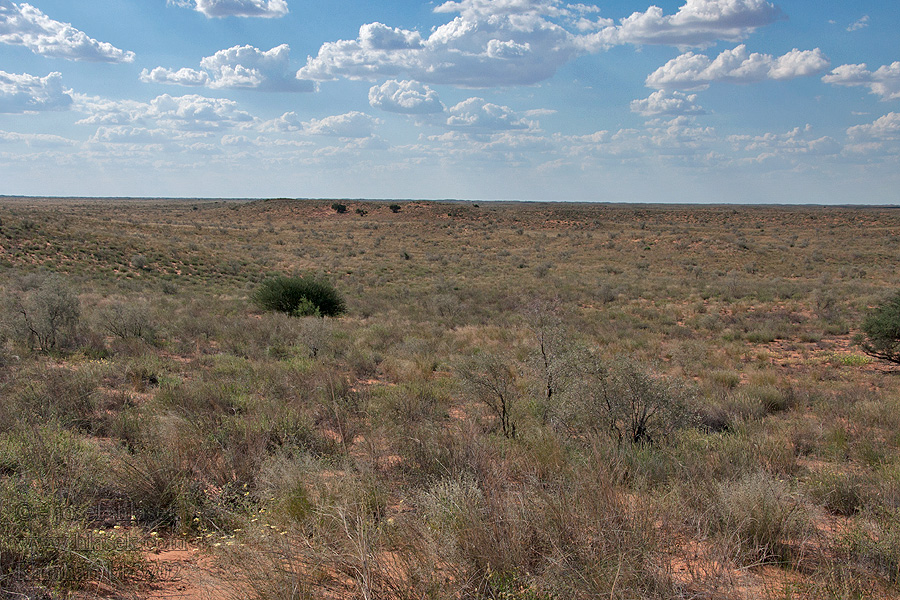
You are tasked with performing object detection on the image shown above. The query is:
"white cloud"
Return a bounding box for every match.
[847,15,869,32]
[434,0,599,19]
[631,90,705,116]
[168,0,288,18]
[589,0,784,48]
[368,80,445,114]
[359,22,424,50]
[0,70,73,113]
[263,111,381,138]
[259,111,304,133]
[298,0,791,89]
[847,113,900,140]
[150,94,256,131]
[140,67,210,87]
[0,0,134,62]
[646,45,830,90]
[298,11,582,87]
[0,130,77,147]
[304,112,380,138]
[823,63,900,101]
[141,45,314,92]
[446,97,532,131]
[75,93,256,131]
[89,126,210,144]
[728,124,841,156]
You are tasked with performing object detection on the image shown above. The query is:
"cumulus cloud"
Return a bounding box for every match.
[141,45,314,92]
[631,90,705,116]
[446,97,531,132]
[435,0,602,20]
[75,93,256,131]
[298,9,585,87]
[304,110,379,138]
[89,126,210,144]
[0,70,73,113]
[646,45,830,90]
[168,0,288,18]
[847,15,869,32]
[298,0,791,88]
[0,0,134,62]
[140,67,210,87]
[262,111,381,138]
[823,63,900,101]
[589,0,784,48]
[847,113,900,140]
[368,80,444,114]
[304,112,380,138]
[0,130,77,147]
[728,124,841,156]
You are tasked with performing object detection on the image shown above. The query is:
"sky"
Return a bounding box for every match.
[0,0,898,203]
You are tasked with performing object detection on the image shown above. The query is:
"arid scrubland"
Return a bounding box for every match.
[0,197,899,599]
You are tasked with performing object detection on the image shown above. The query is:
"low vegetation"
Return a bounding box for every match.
[0,198,898,599]
[252,274,346,317]
[860,291,900,364]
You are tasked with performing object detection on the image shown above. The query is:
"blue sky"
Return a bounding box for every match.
[0,0,898,203]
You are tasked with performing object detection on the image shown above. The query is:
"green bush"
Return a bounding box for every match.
[860,292,900,364]
[252,275,346,318]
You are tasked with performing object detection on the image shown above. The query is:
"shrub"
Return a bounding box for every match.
[860,291,900,364]
[389,203,402,213]
[331,202,348,214]
[458,353,519,438]
[252,275,346,318]
[130,254,148,270]
[599,359,696,445]
[98,299,156,341]
[15,274,80,351]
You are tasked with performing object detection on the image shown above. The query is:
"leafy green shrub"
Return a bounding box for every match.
[860,291,900,364]
[252,275,346,318]
[331,202,347,214]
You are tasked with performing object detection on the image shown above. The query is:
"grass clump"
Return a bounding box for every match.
[252,275,346,318]
[0,479,144,595]
[713,471,812,566]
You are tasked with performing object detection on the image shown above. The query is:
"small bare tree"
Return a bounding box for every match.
[16,274,80,352]
[523,298,565,405]
[601,359,695,445]
[458,353,518,439]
